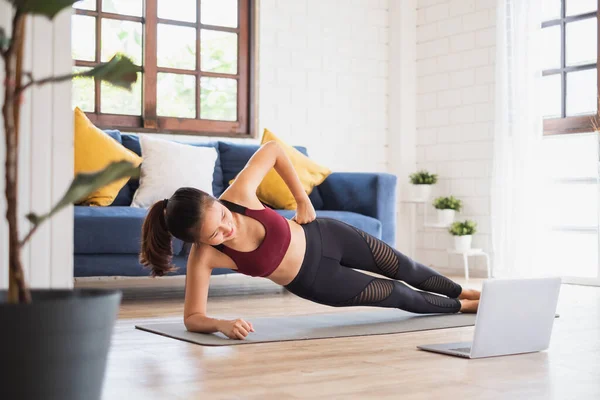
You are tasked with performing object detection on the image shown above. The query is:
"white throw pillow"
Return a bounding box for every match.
[130,134,218,208]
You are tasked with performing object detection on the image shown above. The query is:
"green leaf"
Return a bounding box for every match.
[26,161,140,226]
[10,0,81,19]
[79,53,139,90]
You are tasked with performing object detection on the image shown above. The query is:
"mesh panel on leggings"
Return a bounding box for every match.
[417,275,461,298]
[338,279,394,306]
[420,292,461,310]
[354,229,399,278]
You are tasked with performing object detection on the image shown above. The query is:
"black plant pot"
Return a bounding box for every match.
[0,289,122,400]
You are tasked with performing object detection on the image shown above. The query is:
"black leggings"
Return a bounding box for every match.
[284,218,463,314]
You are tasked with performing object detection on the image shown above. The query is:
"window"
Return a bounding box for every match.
[71,0,255,137]
[539,1,600,283]
[541,0,599,135]
[538,132,600,280]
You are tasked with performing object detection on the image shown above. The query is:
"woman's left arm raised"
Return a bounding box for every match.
[224,141,315,222]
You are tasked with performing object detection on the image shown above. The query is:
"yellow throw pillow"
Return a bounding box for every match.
[74,107,142,206]
[230,128,331,210]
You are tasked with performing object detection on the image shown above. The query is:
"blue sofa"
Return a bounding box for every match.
[74,132,398,278]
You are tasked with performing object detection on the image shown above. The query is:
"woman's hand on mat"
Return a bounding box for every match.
[293,198,316,224]
[221,318,255,340]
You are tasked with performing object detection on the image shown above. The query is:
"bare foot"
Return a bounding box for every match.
[458,288,481,300]
[459,299,479,313]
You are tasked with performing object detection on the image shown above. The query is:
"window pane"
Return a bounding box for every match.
[539,230,598,278]
[157,24,196,70]
[200,77,237,121]
[542,26,561,70]
[100,72,142,115]
[72,67,95,112]
[542,74,562,118]
[541,132,598,179]
[201,0,238,28]
[101,19,143,65]
[541,0,561,21]
[73,0,96,11]
[71,15,95,62]
[102,0,142,17]
[201,30,238,74]
[566,18,597,67]
[158,0,196,22]
[540,182,599,228]
[566,68,597,116]
[566,0,597,16]
[157,73,196,118]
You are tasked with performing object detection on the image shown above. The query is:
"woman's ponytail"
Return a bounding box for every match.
[140,187,214,277]
[140,199,178,277]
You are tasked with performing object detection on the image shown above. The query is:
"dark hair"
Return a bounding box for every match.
[139,187,214,277]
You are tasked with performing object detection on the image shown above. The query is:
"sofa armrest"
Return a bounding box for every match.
[319,172,397,246]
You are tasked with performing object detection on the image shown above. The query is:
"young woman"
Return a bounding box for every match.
[140,141,481,340]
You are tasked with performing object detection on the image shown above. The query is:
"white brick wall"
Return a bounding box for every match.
[257,0,389,173]
[415,0,496,274]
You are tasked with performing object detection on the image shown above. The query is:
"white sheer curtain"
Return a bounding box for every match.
[491,0,549,278]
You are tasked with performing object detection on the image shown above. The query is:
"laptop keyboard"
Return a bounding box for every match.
[450,347,471,353]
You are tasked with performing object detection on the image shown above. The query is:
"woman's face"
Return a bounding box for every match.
[198,202,236,245]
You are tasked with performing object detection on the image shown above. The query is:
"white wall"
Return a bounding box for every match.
[0,6,74,289]
[256,0,389,173]
[388,0,417,253]
[414,0,496,275]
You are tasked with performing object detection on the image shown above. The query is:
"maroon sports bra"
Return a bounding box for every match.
[214,199,292,277]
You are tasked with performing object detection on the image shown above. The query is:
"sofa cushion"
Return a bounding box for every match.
[112,182,135,206]
[103,129,122,143]
[131,135,218,208]
[184,141,225,197]
[218,141,326,210]
[74,206,184,255]
[74,108,143,206]
[117,134,225,204]
[104,129,132,206]
[236,129,330,210]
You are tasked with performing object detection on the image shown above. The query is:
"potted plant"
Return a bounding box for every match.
[409,169,437,201]
[449,220,477,252]
[432,195,462,226]
[1,2,140,399]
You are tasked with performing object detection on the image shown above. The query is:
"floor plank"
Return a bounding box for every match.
[99,276,600,399]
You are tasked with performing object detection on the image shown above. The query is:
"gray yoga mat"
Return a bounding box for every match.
[135,309,482,346]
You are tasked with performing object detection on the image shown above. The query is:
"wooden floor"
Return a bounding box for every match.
[99,275,600,400]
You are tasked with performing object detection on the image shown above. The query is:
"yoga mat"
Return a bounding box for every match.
[136,309,482,346]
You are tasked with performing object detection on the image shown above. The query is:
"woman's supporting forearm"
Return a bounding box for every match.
[270,141,310,204]
[184,313,224,333]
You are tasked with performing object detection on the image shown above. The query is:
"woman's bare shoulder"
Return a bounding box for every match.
[188,242,237,271]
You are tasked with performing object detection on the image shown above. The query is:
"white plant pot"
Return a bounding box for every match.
[454,235,472,252]
[437,209,456,226]
[412,184,432,201]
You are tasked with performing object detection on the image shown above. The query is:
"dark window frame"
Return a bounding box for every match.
[74,0,256,138]
[542,0,600,135]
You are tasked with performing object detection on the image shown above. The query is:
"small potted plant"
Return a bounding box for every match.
[433,196,462,226]
[409,170,437,201]
[449,220,477,252]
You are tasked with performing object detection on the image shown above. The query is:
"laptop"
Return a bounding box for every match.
[417,277,562,359]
